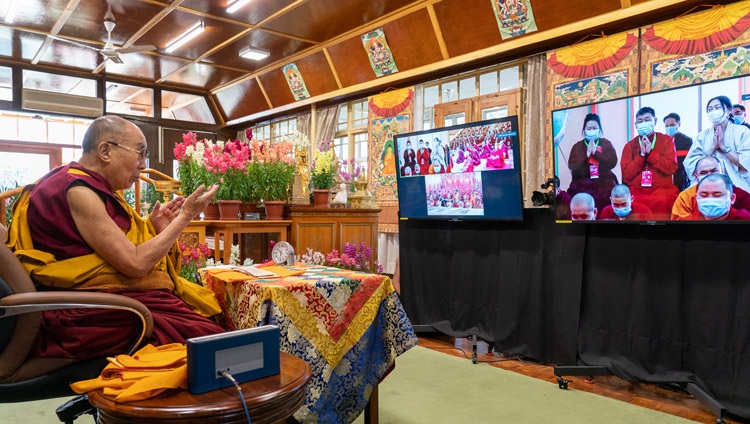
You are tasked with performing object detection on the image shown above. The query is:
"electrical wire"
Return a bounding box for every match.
[220,370,252,424]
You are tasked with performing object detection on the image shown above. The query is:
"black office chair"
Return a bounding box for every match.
[0,224,154,423]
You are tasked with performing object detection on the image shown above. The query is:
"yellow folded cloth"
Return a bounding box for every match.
[204,265,305,282]
[70,343,187,402]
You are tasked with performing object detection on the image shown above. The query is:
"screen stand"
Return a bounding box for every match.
[687,383,727,424]
[552,365,611,389]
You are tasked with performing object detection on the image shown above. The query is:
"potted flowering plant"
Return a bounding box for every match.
[310,142,336,207]
[174,132,220,219]
[245,138,295,219]
[202,138,252,219]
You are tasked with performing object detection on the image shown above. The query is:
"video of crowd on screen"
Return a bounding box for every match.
[424,172,484,216]
[552,75,750,223]
[399,121,515,178]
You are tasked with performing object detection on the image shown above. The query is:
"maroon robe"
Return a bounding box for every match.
[26,162,224,360]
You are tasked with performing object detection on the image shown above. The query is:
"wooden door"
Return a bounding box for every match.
[475,88,520,121]
[433,99,473,128]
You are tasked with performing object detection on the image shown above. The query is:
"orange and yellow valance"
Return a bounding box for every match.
[369,87,414,118]
[642,1,750,55]
[547,32,638,79]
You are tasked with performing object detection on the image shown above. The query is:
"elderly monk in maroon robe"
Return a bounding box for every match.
[6,115,224,360]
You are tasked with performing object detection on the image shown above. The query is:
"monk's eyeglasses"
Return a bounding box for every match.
[107,141,149,161]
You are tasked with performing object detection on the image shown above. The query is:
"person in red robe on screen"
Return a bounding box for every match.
[6,115,224,360]
[620,106,679,220]
[672,155,750,219]
[599,184,654,221]
[486,141,507,169]
[683,173,750,220]
[567,113,619,219]
[416,139,431,175]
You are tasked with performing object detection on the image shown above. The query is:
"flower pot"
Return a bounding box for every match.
[264,200,285,220]
[202,202,220,220]
[240,202,261,220]
[313,189,331,208]
[217,200,242,220]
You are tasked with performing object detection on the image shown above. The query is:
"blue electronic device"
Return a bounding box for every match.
[186,325,281,394]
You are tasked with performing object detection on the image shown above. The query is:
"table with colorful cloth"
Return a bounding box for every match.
[200,264,418,424]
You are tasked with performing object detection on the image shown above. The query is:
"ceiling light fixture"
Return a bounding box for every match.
[4,0,18,24]
[165,22,205,54]
[227,0,253,14]
[239,46,270,61]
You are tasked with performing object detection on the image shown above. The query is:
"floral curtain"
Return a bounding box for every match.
[315,105,339,147]
[524,54,547,208]
[296,112,312,153]
[642,1,750,55]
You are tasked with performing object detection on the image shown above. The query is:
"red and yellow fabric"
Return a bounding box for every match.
[368,88,414,118]
[202,265,392,367]
[201,264,416,423]
[642,2,750,55]
[547,31,638,79]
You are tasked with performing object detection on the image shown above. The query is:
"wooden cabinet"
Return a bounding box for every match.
[285,206,380,271]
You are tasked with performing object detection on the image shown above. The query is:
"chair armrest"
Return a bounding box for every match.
[0,292,154,354]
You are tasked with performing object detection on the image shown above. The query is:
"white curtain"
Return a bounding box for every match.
[523,54,549,208]
[378,233,399,275]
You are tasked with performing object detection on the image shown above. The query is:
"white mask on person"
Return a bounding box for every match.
[708,109,727,125]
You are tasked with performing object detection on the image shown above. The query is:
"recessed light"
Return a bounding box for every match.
[239,47,270,61]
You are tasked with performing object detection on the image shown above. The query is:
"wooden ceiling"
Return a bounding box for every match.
[0,0,738,128]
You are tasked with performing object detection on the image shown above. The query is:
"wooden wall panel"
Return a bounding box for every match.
[433,0,502,58]
[379,9,443,71]
[294,51,340,95]
[531,0,622,31]
[258,68,296,108]
[214,78,268,122]
[328,36,376,87]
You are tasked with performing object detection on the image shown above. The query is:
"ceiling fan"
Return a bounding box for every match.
[49,1,156,64]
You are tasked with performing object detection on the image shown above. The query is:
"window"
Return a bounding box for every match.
[106,83,154,118]
[334,99,369,174]
[420,63,522,130]
[252,116,297,144]
[0,66,11,102]
[161,90,215,124]
[271,118,297,144]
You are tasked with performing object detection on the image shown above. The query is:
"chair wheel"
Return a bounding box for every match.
[557,376,569,390]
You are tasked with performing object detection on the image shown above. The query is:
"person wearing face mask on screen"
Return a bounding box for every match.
[663,113,693,192]
[684,95,750,194]
[566,113,619,218]
[731,104,750,130]
[620,106,679,220]
[687,173,750,220]
[599,184,653,221]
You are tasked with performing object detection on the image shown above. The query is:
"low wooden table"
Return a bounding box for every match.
[88,352,311,424]
[205,219,291,264]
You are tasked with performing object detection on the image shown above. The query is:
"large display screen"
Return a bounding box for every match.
[553,74,750,223]
[395,116,523,221]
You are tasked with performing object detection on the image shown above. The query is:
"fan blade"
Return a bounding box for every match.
[100,51,124,64]
[48,35,100,52]
[117,45,157,54]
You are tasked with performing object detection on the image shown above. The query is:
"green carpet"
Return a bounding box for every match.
[353,345,698,424]
[0,346,699,424]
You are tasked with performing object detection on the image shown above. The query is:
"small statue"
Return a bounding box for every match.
[295,149,310,195]
[332,183,348,207]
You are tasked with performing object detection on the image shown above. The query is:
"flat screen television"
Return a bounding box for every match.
[395,116,523,221]
[552,73,750,223]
